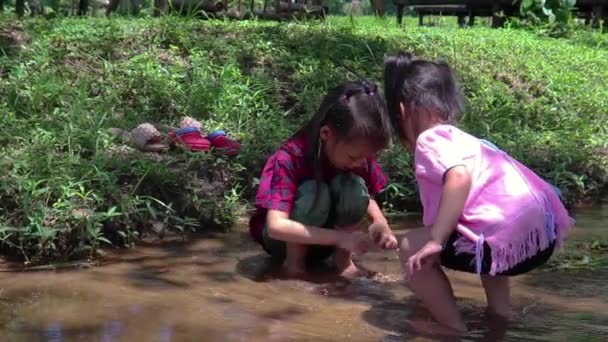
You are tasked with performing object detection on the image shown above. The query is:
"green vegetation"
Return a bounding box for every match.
[0,14,606,264]
[519,0,577,24]
[548,239,608,270]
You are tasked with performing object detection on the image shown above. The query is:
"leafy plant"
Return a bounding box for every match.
[519,0,577,24]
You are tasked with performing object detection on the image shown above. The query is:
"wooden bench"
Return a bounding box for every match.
[257,0,327,20]
[413,5,469,27]
[394,0,520,28]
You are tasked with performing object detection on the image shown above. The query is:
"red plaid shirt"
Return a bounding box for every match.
[249,133,388,245]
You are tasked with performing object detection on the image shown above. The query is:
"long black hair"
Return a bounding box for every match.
[292,80,391,210]
[384,52,464,141]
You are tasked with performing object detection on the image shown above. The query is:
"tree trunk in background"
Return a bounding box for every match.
[0,0,4,13]
[51,0,60,12]
[92,0,100,16]
[27,0,46,16]
[106,0,120,15]
[79,0,89,15]
[592,5,603,28]
[154,0,167,16]
[16,0,25,17]
[370,0,384,16]
[396,4,404,25]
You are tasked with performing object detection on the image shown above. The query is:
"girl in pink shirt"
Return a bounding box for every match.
[383,52,574,333]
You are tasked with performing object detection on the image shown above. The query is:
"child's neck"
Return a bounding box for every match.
[412,120,450,146]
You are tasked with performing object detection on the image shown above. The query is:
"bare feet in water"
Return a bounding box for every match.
[285,261,307,279]
[338,262,362,279]
[284,243,308,279]
[406,319,466,338]
[338,261,377,280]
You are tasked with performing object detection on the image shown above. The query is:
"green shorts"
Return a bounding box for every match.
[262,173,370,264]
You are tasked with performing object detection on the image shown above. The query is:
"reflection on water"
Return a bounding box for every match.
[570,205,608,240]
[0,208,607,342]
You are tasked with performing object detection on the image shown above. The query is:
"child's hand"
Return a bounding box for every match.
[406,241,443,276]
[368,223,398,250]
[337,232,373,256]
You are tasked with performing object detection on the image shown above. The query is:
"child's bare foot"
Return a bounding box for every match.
[485,306,512,320]
[482,308,509,341]
[335,248,361,279]
[337,261,376,279]
[406,319,466,337]
[338,262,361,279]
[335,246,375,279]
[285,243,307,278]
[285,263,307,278]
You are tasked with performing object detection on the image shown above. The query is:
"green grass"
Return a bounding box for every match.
[547,239,608,271]
[0,14,607,264]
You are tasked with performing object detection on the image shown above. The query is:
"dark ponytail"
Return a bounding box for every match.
[384,52,414,141]
[383,52,464,142]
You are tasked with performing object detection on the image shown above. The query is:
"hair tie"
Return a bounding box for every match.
[362,80,377,96]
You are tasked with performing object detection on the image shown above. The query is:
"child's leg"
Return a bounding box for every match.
[399,228,466,333]
[334,225,360,276]
[329,173,371,276]
[284,242,308,277]
[262,180,332,275]
[478,237,556,318]
[481,275,511,318]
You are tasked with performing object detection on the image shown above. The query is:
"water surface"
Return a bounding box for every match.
[1,208,606,341]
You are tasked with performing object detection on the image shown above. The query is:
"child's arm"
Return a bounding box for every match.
[430,165,472,245]
[363,158,397,249]
[367,199,388,225]
[266,209,371,254]
[406,165,471,274]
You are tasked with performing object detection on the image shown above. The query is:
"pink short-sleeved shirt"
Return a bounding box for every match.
[415,124,574,274]
[248,133,388,245]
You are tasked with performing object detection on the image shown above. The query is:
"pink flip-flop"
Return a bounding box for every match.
[168,126,211,152]
[207,130,241,156]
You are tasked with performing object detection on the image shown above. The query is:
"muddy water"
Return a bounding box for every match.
[0,208,607,342]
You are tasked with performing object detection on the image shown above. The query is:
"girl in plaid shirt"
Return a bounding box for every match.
[249,81,398,278]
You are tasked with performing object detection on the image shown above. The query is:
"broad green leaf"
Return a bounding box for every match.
[521,0,535,9]
[98,237,112,245]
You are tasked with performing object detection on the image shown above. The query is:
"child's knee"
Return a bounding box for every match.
[291,180,331,226]
[329,173,370,227]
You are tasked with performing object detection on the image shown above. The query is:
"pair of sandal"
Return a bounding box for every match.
[108,117,241,156]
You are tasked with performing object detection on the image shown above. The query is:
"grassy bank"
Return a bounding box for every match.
[0,15,606,263]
